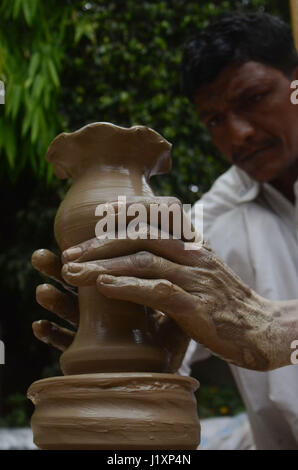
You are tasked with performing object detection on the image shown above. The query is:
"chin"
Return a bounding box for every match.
[249,172,275,183]
[240,164,282,183]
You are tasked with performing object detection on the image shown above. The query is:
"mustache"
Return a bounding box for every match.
[232,138,280,164]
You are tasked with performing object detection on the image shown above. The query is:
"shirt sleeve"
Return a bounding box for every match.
[204,205,256,290]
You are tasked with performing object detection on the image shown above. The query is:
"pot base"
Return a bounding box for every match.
[28,372,200,450]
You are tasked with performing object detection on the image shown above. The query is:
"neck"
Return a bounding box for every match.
[270,159,298,204]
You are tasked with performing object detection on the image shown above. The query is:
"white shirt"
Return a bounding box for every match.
[180,165,298,450]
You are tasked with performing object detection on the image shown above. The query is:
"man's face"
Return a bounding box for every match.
[194,61,298,182]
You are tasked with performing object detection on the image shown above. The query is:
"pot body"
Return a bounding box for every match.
[55,166,169,375]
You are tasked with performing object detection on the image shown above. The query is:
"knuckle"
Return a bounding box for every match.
[61,264,69,279]
[78,237,98,252]
[89,237,101,250]
[204,252,218,269]
[154,279,173,297]
[132,251,156,270]
[195,244,217,266]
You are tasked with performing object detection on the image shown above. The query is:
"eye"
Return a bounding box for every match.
[206,114,224,129]
[247,93,265,104]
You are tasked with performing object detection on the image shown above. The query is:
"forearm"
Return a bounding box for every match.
[180,287,298,371]
[267,299,298,369]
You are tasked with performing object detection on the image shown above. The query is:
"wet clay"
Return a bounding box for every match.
[28,123,200,449]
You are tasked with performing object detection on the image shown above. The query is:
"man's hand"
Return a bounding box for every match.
[31,249,78,351]
[31,249,189,373]
[58,195,293,372]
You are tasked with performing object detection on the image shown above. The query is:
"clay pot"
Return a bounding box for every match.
[46,123,172,375]
[29,123,201,449]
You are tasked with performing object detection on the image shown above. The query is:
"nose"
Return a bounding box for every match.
[226,112,255,145]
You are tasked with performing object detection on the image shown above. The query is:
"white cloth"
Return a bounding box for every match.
[0,428,37,450]
[180,165,298,450]
[199,413,254,450]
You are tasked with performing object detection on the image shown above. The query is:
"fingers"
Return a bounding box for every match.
[32,249,78,296]
[36,284,79,326]
[32,249,63,283]
[61,251,198,290]
[32,320,75,352]
[60,195,202,265]
[61,234,202,266]
[96,274,197,319]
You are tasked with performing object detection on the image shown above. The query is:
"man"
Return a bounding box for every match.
[180,12,298,449]
[32,12,298,449]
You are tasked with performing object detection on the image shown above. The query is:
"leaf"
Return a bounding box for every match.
[43,84,51,109]
[4,123,17,169]
[28,52,40,80]
[12,0,22,19]
[22,0,33,26]
[32,74,45,100]
[46,58,60,88]
[30,107,41,143]
[11,84,23,119]
[21,93,32,137]
[24,78,32,89]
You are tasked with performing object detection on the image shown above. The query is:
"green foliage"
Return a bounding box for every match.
[0,0,71,182]
[196,385,245,419]
[0,0,290,199]
[0,393,29,427]
[59,0,241,202]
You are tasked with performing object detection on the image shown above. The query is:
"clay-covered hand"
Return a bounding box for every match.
[60,197,294,372]
[31,247,188,373]
[31,249,78,351]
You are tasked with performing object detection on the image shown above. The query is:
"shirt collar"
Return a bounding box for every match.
[231,165,297,230]
[229,166,260,202]
[232,165,297,205]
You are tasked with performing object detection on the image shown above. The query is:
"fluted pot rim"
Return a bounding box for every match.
[46,122,172,180]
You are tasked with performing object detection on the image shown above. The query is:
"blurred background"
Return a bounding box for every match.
[0,0,291,430]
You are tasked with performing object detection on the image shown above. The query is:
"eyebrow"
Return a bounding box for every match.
[198,107,220,121]
[228,79,275,103]
[198,78,276,120]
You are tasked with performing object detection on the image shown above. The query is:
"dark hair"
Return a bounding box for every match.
[181,12,298,101]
